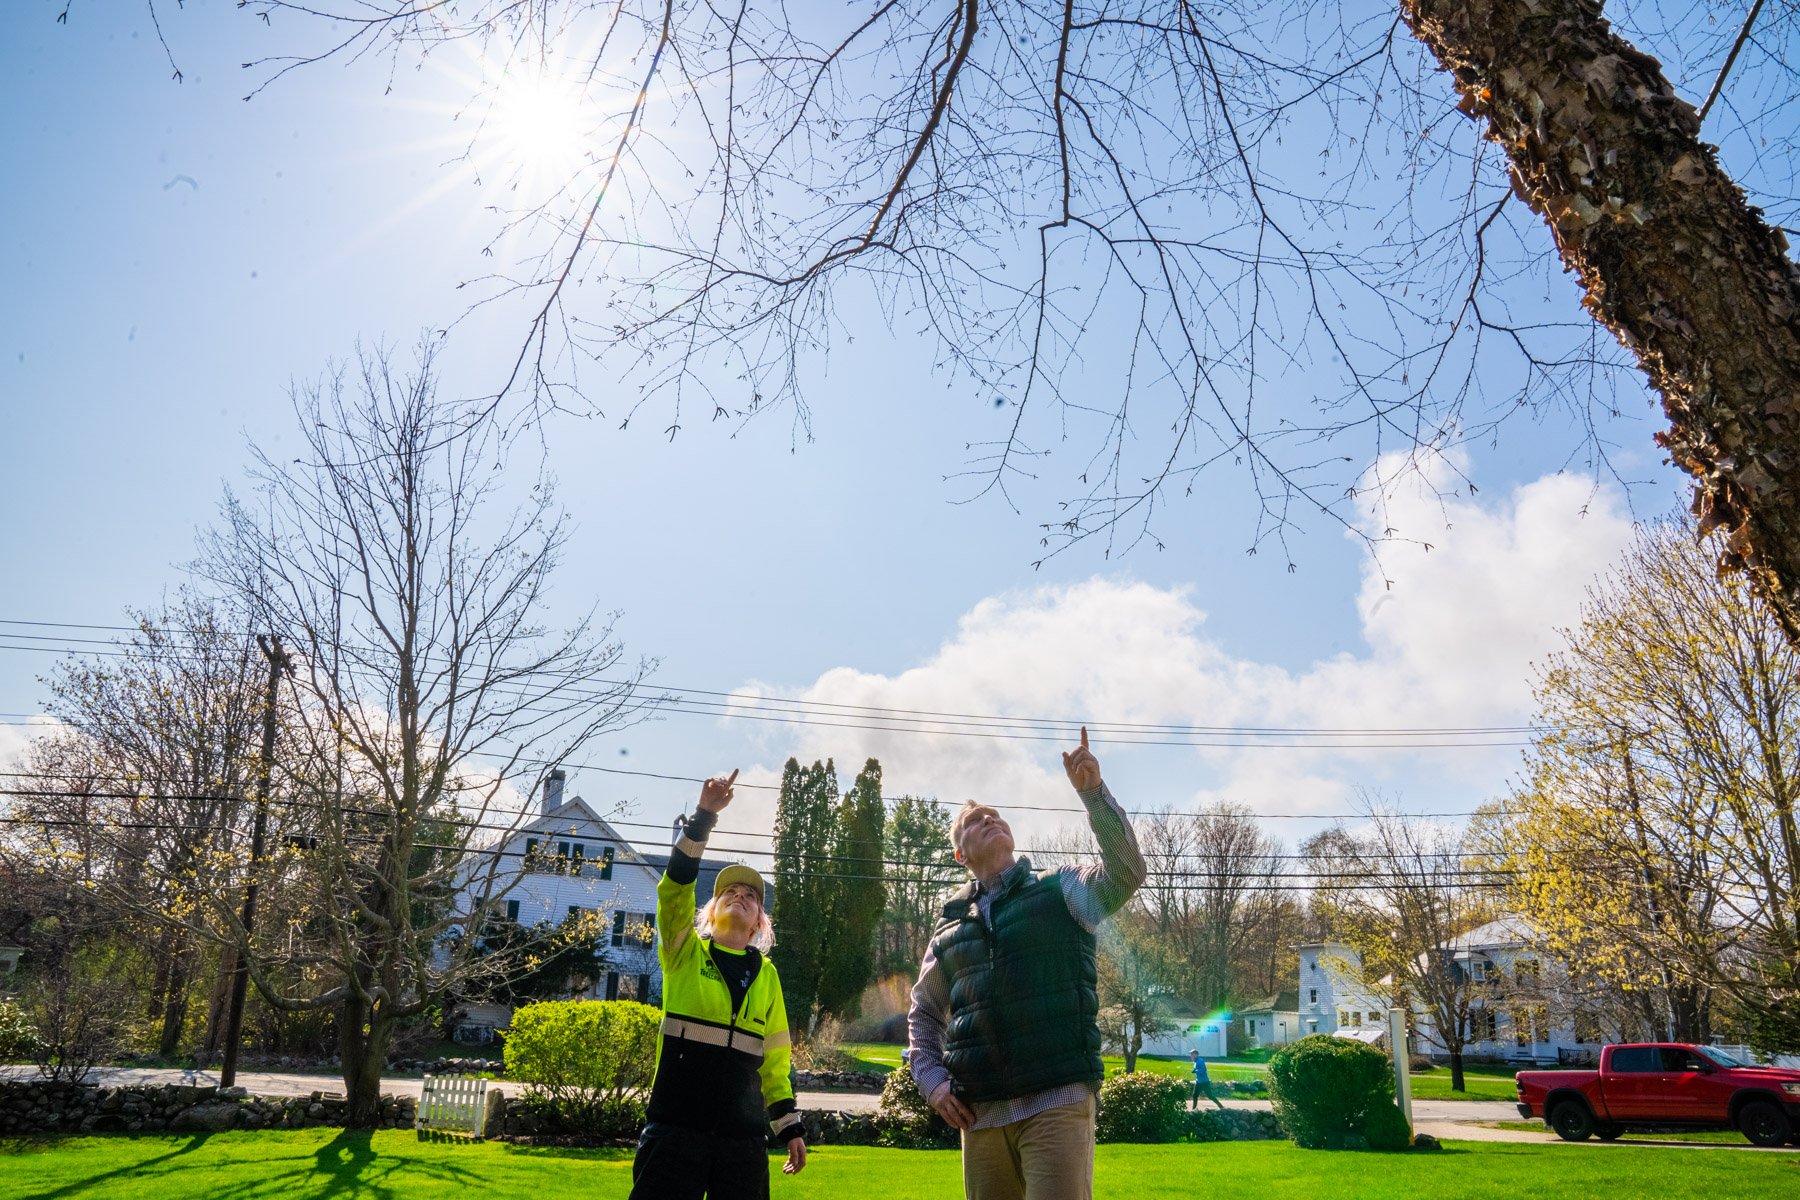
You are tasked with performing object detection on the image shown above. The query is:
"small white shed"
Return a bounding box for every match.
[1139,1015,1228,1060]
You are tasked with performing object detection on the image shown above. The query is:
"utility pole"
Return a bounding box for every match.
[220,634,289,1088]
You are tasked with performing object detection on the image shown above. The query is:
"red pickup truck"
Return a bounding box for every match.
[1516,1043,1800,1147]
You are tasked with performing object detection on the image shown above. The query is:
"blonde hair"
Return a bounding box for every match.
[696,896,776,953]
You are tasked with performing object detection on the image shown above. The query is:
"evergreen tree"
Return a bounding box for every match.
[817,759,888,1020]
[878,797,960,979]
[771,757,838,1032]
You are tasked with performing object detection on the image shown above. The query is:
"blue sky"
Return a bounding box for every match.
[0,3,1693,861]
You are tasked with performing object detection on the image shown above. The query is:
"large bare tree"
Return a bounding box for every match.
[82,0,1798,633]
[195,340,648,1125]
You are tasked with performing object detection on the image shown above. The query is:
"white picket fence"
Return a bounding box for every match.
[417,1073,491,1139]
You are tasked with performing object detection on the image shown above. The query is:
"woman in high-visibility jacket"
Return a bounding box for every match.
[631,768,806,1200]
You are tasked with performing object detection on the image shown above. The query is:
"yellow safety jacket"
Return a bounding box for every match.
[645,869,800,1140]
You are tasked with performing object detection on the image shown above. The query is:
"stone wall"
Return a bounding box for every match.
[0,1081,416,1135]
[1183,1108,1283,1142]
[792,1069,884,1092]
[163,1052,497,1076]
[0,1079,1279,1146]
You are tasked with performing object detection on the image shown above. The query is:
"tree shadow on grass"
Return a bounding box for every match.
[18,1133,214,1200]
[204,1129,489,1199]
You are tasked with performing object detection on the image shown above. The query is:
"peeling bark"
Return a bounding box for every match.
[1403,0,1800,638]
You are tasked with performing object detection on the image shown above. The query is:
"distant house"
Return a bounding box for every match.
[1238,990,1300,1049]
[449,769,747,1041]
[1297,941,1389,1038]
[1139,1011,1229,1059]
[1409,915,1618,1065]
[1299,918,1621,1065]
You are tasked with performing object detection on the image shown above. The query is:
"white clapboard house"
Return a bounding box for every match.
[449,769,740,1041]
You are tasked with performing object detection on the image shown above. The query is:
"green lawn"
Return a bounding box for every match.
[840,1042,1520,1102]
[2,1131,1794,1199]
[839,1043,1269,1083]
[1125,1055,1269,1084]
[1406,1063,1521,1102]
[1491,1121,1756,1145]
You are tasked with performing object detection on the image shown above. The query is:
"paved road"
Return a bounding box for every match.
[0,1063,882,1116]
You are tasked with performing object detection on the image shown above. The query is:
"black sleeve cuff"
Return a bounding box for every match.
[768,1098,802,1142]
[666,809,717,886]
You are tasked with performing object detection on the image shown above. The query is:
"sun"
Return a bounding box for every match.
[485,67,594,192]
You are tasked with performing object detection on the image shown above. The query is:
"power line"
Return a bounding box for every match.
[0,765,1510,826]
[0,620,1545,746]
[0,780,1564,877]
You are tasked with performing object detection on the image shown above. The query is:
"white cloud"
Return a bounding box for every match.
[0,714,65,772]
[735,465,1636,849]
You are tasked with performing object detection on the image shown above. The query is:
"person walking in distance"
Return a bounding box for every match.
[907,728,1146,1200]
[1189,1050,1225,1111]
[630,769,806,1200]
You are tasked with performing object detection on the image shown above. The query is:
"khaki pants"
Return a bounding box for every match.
[961,1096,1096,1200]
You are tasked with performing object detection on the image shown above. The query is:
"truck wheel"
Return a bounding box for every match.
[1549,1100,1595,1142]
[1737,1099,1792,1148]
[1595,1122,1623,1142]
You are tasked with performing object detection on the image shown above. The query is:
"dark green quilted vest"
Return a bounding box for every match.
[929,860,1101,1102]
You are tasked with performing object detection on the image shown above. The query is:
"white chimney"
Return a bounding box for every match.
[544,769,566,814]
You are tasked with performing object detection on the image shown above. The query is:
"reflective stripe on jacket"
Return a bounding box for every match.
[645,868,800,1140]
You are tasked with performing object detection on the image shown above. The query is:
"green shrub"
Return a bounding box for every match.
[0,1000,40,1062]
[1363,1100,1413,1151]
[503,1000,659,1136]
[1096,1071,1189,1143]
[1267,1034,1395,1149]
[874,1060,957,1149]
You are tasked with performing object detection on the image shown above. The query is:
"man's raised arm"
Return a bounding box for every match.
[1059,726,1146,931]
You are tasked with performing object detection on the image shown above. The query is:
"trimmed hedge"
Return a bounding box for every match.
[1267,1034,1396,1149]
[1096,1071,1188,1143]
[503,1000,659,1137]
[1364,1100,1413,1151]
[874,1061,958,1149]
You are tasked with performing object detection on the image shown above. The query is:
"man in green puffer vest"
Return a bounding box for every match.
[907,727,1146,1200]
